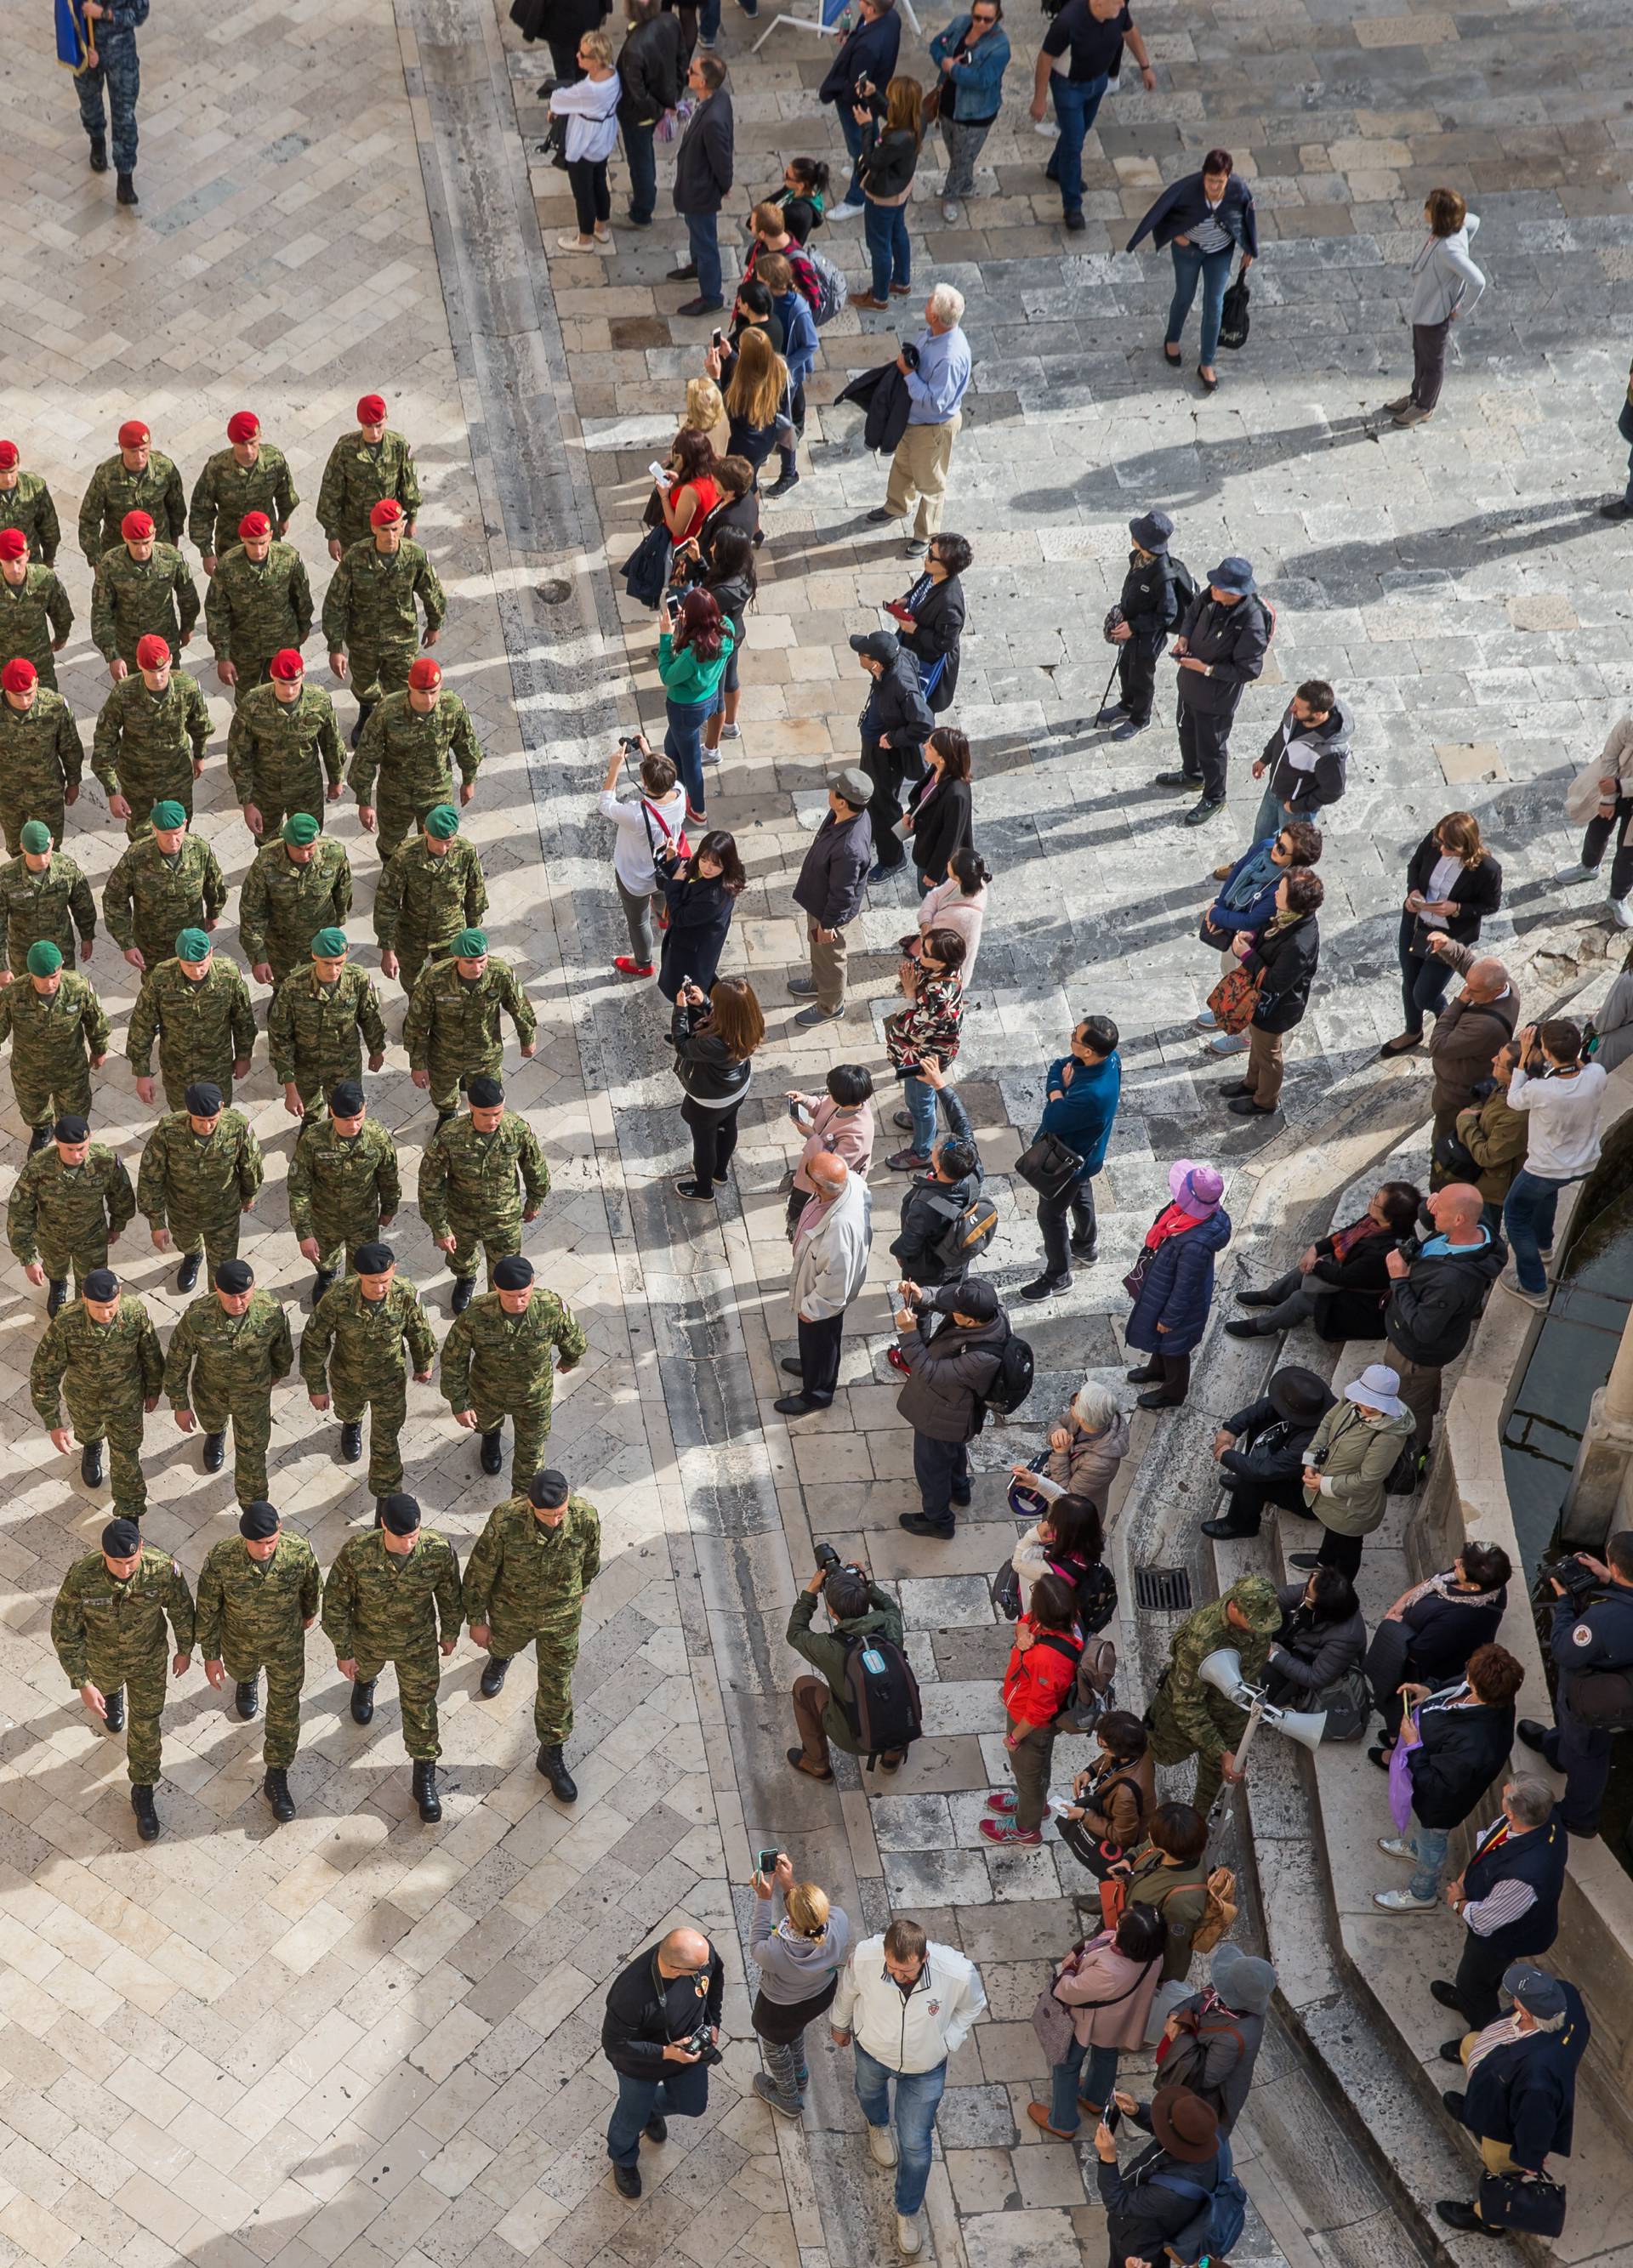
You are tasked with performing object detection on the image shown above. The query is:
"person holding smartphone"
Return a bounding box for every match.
[1092,2084,1226,2264]
[749,1853,851,2118]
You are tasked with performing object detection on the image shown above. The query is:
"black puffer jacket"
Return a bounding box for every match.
[1384,1232,1505,1367]
[1175,588,1271,714]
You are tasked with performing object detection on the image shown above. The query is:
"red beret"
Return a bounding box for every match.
[226,412,260,444]
[238,511,272,540]
[3,658,38,693]
[356,395,388,426]
[0,529,27,561]
[268,650,304,681]
[121,510,155,542]
[117,420,150,448]
[407,657,442,691]
[135,634,171,669]
[0,442,18,469]
[369,498,403,530]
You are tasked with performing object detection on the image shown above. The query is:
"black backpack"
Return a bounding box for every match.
[841,1631,924,1766]
[980,1333,1034,1420]
[1167,554,1199,622]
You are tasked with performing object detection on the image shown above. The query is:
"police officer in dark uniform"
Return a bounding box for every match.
[1517,1529,1633,1838]
[1095,511,1187,743]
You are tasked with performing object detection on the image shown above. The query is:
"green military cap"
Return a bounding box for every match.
[19,820,53,854]
[26,941,62,975]
[150,799,187,830]
[454,927,486,957]
[175,927,211,962]
[424,805,459,839]
[1226,1574,1284,1634]
[311,927,349,958]
[283,813,320,845]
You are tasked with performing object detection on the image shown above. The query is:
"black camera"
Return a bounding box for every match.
[1305,1445,1329,1472]
[814,1542,843,1575]
[1544,1554,1598,1604]
[686,2027,723,2067]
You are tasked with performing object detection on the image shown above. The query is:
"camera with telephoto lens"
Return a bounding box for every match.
[813,1542,843,1576]
[685,2026,723,2067]
[1544,1554,1599,1604]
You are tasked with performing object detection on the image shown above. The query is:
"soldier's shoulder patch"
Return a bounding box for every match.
[1572,1623,1594,1647]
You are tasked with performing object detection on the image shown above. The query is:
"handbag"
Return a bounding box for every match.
[1121,1243,1154,1304]
[1014,1129,1083,1201]
[1387,1714,1420,1833]
[1218,270,1250,351]
[1477,2171,1567,2237]
[920,81,942,124]
[1434,1129,1481,1179]
[1206,962,1263,1037]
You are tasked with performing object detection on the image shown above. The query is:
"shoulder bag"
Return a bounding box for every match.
[1014,1129,1083,1201]
[1206,960,1263,1036]
[1031,1947,1156,2067]
[1478,2171,1567,2238]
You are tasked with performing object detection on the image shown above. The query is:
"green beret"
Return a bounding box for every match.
[283,812,320,846]
[174,928,210,963]
[149,799,187,831]
[19,821,53,854]
[454,927,487,958]
[26,941,62,975]
[1226,1574,1285,1635]
[310,927,349,958]
[424,804,459,839]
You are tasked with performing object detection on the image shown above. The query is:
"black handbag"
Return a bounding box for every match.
[1477,2171,1567,2237]
[1218,270,1250,351]
[1014,1129,1083,1201]
[1434,1130,1481,1179]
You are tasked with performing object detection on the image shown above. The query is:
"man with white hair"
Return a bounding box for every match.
[1423,934,1519,1162]
[777,1151,873,1417]
[868,287,972,556]
[1431,1776,1566,2039]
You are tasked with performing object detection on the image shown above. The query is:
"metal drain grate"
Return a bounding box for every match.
[1134,1566,1193,1612]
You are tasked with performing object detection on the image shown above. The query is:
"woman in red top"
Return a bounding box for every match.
[657,429,724,545]
[982,1573,1081,1847]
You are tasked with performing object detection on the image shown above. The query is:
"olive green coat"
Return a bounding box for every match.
[0,689,85,851]
[418,1110,549,1242]
[440,1286,587,1423]
[31,1291,164,1430]
[316,428,422,552]
[137,1107,263,1236]
[78,451,187,563]
[103,830,227,968]
[287,1114,401,1265]
[89,543,201,666]
[373,836,488,970]
[187,445,300,559]
[164,1287,293,1412]
[92,671,212,828]
[0,565,73,684]
[226,682,344,823]
[403,956,535,1106]
[0,850,95,975]
[239,838,353,986]
[8,1141,135,1278]
[0,972,110,1117]
[300,1273,437,1396]
[203,541,314,674]
[463,1492,600,1633]
[267,962,387,1099]
[0,471,62,565]
[321,540,445,662]
[128,955,258,1104]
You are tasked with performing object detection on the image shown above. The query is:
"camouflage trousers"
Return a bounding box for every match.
[157,1059,236,1113]
[166,1206,242,1275]
[77,34,141,174]
[350,641,415,727]
[226,657,276,708]
[426,1049,503,1117]
[332,1370,409,1496]
[12,1056,93,1136]
[446,1209,524,1288]
[220,1638,306,1769]
[32,1230,111,1292]
[88,1646,165,1782]
[394,929,460,994]
[376,793,447,865]
[65,1390,146,1515]
[469,1392,552,1494]
[113,765,194,838]
[307,1206,385,1279]
[189,1384,272,1506]
[488,1603,583,1745]
[246,764,330,844]
[1144,1682,1247,1820]
[352,1644,441,1760]
[0,798,65,861]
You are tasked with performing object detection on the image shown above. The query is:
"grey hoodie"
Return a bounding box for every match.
[1409,214,1485,326]
[750,1889,852,2008]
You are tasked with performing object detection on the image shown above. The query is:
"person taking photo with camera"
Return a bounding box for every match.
[601,1926,724,2197]
[785,1555,914,1778]
[1518,1529,1633,1839]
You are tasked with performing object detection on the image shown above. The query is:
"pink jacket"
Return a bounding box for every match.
[1052,1933,1163,2051]
[793,1097,876,1197]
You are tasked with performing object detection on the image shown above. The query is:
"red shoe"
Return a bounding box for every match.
[979,1818,1041,1845]
[612,957,655,977]
[657,911,669,930]
[985,1790,1017,1814]
[886,1344,911,1374]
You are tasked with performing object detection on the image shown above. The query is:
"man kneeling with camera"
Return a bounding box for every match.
[787,1548,917,1779]
[601,1927,724,2197]
[1518,1530,1633,1839]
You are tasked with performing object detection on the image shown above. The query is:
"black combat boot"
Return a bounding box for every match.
[116,172,139,206]
[177,1252,201,1293]
[46,1278,68,1317]
[311,1269,336,1307]
[130,1784,161,1841]
[479,1429,504,1475]
[235,1676,260,1720]
[450,1275,475,1313]
[80,1439,105,1487]
[202,1430,225,1472]
[28,1124,50,1154]
[350,1678,376,1725]
[88,135,107,172]
[537,1744,578,1802]
[104,1687,125,1732]
[263,1769,296,1822]
[480,1655,509,1697]
[339,1421,363,1464]
[413,1759,442,1822]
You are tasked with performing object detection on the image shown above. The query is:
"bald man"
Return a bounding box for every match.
[777,1151,873,1418]
[601,1926,724,2198]
[1425,935,1519,1169]
[1382,1181,1505,1459]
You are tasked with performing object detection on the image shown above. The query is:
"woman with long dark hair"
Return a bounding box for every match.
[656,427,724,546]
[672,972,765,1202]
[658,587,735,823]
[701,526,756,760]
[656,827,746,1002]
[900,725,973,893]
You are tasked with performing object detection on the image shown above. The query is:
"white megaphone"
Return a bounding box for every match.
[1198,1646,1328,1754]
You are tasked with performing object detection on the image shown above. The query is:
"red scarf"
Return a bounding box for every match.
[1145,1201,1198,1252]
[1329,1214,1388,1264]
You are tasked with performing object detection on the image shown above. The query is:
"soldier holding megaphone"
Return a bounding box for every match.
[1144,1574,1283,1814]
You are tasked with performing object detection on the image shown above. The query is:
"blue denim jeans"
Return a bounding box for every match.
[1408,1823,1450,1903]
[605,2061,711,2165]
[686,211,722,306]
[1167,242,1235,366]
[1504,1168,1573,1296]
[902,1072,936,1155]
[839,105,868,205]
[1047,72,1108,213]
[624,120,657,224]
[665,696,712,814]
[865,201,912,298]
[1049,2038,1119,2133]
[699,0,721,37]
[1251,783,1296,849]
[853,2046,947,2216]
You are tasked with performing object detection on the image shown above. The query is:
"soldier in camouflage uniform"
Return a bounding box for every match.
[8,1111,134,1313]
[441,1254,587,1490]
[204,513,314,703]
[350,657,482,861]
[0,941,111,1148]
[419,1073,549,1311]
[268,929,387,1122]
[77,423,185,565]
[464,1466,600,1802]
[128,929,257,1111]
[405,928,538,1120]
[164,1257,293,1505]
[322,499,445,747]
[0,658,85,856]
[322,1491,462,1822]
[31,1265,163,1511]
[51,1516,195,1846]
[90,514,199,678]
[316,395,423,557]
[375,804,488,991]
[0,441,62,565]
[104,801,226,974]
[92,635,211,835]
[138,1077,264,1293]
[188,412,300,571]
[1144,1573,1284,1816]
[195,1501,321,1823]
[287,1078,401,1302]
[228,650,345,840]
[0,526,73,689]
[0,819,95,976]
[240,814,353,991]
[301,1240,437,1511]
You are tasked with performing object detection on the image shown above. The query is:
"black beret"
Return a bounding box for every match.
[215,1259,253,1293]
[353,1242,393,1275]
[239,1502,279,1539]
[381,1493,421,1535]
[328,1079,365,1116]
[102,1518,142,1556]
[83,1268,118,1300]
[54,1114,89,1143]
[529,1469,569,1509]
[185,1081,223,1115]
[468,1074,504,1108]
[492,1255,533,1289]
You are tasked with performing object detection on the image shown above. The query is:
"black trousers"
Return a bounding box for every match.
[1117,637,1158,726]
[913,1431,970,1525]
[1410,317,1450,412]
[680,1095,742,1186]
[1215,1469,1307,1535]
[1583,796,1633,900]
[566,157,610,234]
[1130,1350,1191,1405]
[1450,1930,1513,2032]
[1176,697,1234,801]
[1316,1526,1364,1578]
[1037,1177,1096,1282]
[862,744,907,869]
[797,1310,845,1406]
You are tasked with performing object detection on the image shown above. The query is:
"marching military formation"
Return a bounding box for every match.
[9,401,598,1850]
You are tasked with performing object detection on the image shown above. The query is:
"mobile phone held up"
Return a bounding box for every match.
[1103,2100,1121,2134]
[756,1848,780,1875]
[712,327,725,350]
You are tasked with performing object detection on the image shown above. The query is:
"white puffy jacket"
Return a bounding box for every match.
[829,1936,987,2072]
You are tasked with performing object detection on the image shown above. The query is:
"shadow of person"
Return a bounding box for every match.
[1287,496,1612,605]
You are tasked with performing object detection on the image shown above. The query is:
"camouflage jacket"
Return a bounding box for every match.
[239,839,353,967]
[404,956,536,1071]
[299,1274,437,1394]
[321,1527,462,1662]
[418,1110,549,1238]
[349,691,481,812]
[462,1492,600,1631]
[78,450,188,563]
[0,971,110,1077]
[137,1107,263,1229]
[164,1287,293,1410]
[373,836,488,950]
[31,1291,164,1424]
[187,445,300,559]
[92,671,211,799]
[0,472,62,565]
[0,689,85,802]
[0,850,95,970]
[226,682,344,806]
[316,428,422,550]
[287,1115,401,1242]
[1158,1577,1283,1761]
[103,830,227,954]
[195,1532,320,1663]
[52,1544,195,1685]
[267,963,387,1088]
[128,957,257,1083]
[0,565,73,672]
[203,542,314,660]
[8,1142,135,1266]
[90,543,200,660]
[321,540,444,656]
[440,1287,587,1413]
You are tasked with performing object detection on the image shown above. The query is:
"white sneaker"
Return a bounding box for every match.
[1209,1032,1249,1055]
[896,2211,924,2258]
[828,200,866,221]
[1373,1886,1437,1913]
[942,198,962,223]
[1376,1835,1414,1862]
[720,721,741,740]
[868,2123,899,2169]
[1612,895,1633,929]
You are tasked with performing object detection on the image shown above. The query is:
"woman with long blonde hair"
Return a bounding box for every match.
[724,327,790,481]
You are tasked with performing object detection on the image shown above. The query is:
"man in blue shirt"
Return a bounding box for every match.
[1021,1015,1120,1298]
[868,287,973,556]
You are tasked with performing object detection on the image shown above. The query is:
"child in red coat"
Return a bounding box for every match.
[982,1573,1083,1846]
